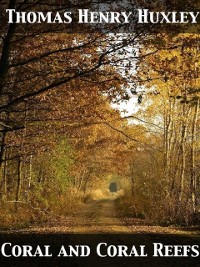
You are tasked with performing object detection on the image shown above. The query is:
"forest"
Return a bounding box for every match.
[0,0,200,229]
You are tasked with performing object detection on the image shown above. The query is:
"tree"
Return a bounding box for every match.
[133,33,200,222]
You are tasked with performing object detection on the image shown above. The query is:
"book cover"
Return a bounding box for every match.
[0,1,199,266]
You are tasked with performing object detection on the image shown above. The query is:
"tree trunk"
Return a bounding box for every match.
[179,104,191,202]
[15,156,22,211]
[190,99,199,212]
[0,0,16,94]
[0,146,8,200]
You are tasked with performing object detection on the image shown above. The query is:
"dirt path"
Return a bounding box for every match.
[3,196,200,236]
[1,198,200,266]
[76,199,132,233]
[5,198,130,234]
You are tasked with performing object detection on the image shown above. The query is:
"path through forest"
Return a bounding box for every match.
[4,194,200,236]
[1,196,200,266]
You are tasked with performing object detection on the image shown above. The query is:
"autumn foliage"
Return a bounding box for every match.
[0,1,200,227]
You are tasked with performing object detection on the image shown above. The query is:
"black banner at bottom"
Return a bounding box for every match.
[0,233,199,267]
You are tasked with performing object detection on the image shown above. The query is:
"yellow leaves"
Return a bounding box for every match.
[173,33,200,42]
[157,49,180,61]
[138,32,200,101]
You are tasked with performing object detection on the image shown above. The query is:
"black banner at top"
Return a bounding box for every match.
[0,0,200,34]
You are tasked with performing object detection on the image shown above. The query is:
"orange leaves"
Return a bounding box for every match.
[138,33,200,100]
